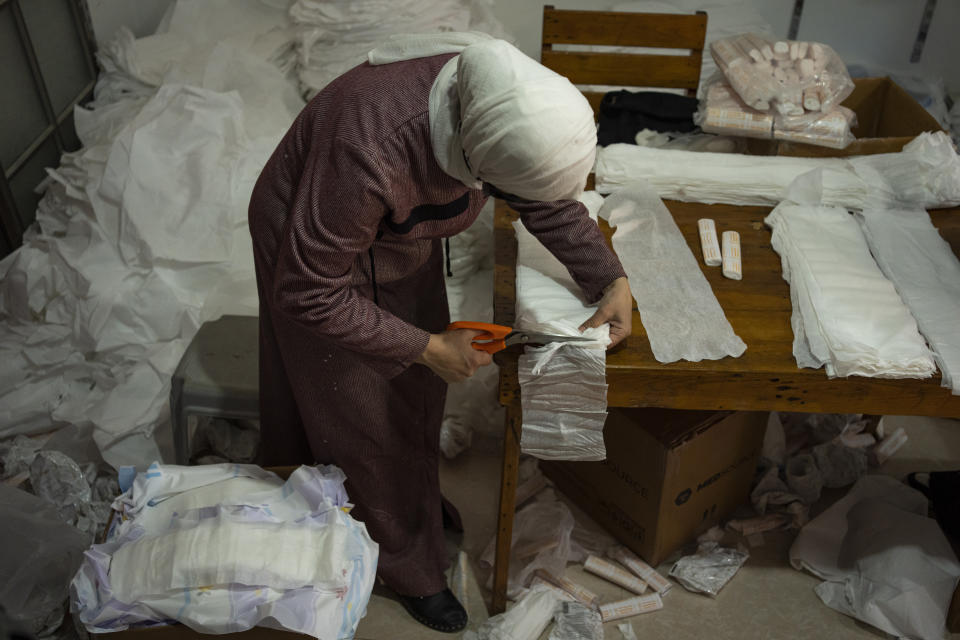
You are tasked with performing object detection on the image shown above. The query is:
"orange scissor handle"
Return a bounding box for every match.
[446,321,513,354]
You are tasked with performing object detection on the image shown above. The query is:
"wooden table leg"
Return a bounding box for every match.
[491,402,522,614]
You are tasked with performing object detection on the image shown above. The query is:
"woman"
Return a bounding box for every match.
[248,33,631,632]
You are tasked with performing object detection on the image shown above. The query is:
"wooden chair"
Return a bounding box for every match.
[541,5,708,116]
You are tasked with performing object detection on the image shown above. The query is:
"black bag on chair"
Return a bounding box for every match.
[597,90,699,146]
[908,470,960,539]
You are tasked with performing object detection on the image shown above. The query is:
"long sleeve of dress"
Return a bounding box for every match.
[510,198,627,303]
[271,137,430,376]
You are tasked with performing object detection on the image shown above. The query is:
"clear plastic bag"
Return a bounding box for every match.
[710,34,854,117]
[548,601,602,640]
[0,485,89,637]
[697,78,855,149]
[479,499,575,599]
[668,545,748,597]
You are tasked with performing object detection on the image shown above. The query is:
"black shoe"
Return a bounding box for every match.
[398,588,468,633]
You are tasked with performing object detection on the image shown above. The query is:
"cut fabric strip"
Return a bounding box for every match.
[598,182,746,363]
[856,208,960,394]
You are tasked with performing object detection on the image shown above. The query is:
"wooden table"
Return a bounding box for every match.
[490,197,960,613]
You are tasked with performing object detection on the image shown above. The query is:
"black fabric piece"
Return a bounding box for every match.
[387,192,471,234]
[908,470,960,539]
[597,90,700,147]
[398,588,468,633]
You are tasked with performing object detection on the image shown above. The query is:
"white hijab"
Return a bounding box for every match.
[368,33,596,202]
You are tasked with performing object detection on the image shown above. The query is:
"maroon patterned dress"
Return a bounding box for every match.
[248,53,625,595]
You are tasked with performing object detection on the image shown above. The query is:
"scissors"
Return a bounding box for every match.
[447,321,593,354]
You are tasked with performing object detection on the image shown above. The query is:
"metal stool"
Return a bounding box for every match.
[170,315,259,464]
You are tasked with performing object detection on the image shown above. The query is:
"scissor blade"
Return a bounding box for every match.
[508,332,595,346]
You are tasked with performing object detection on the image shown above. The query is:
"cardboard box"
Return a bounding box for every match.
[541,409,767,566]
[746,77,943,158]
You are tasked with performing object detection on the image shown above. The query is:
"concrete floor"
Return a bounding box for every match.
[354,414,960,640]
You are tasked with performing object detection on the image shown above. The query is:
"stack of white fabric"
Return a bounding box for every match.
[765,202,935,379]
[513,195,610,461]
[595,131,960,211]
[856,208,960,394]
[290,0,510,98]
[72,463,377,638]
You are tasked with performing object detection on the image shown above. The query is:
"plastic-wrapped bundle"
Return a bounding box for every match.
[765,203,935,379]
[698,80,855,149]
[774,105,856,149]
[699,82,774,138]
[71,463,377,639]
[710,33,854,117]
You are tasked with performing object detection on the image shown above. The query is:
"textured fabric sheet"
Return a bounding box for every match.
[857,208,960,394]
[766,203,935,378]
[598,183,746,363]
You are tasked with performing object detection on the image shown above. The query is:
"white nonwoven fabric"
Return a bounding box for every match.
[789,475,960,640]
[110,516,353,599]
[766,203,935,378]
[598,183,746,363]
[595,131,960,211]
[370,34,595,202]
[513,197,609,460]
[0,5,303,468]
[856,208,960,394]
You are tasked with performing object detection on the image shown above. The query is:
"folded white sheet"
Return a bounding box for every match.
[766,203,935,378]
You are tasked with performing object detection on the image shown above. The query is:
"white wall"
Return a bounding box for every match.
[87,0,172,45]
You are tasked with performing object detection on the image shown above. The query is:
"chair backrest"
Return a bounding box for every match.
[541,5,707,115]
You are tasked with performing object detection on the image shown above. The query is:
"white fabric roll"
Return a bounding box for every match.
[370,34,597,202]
[595,132,960,211]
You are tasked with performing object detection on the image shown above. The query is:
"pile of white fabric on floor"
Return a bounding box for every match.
[290,0,510,98]
[0,0,513,467]
[72,463,377,639]
[0,0,303,469]
[595,131,960,211]
[765,202,935,379]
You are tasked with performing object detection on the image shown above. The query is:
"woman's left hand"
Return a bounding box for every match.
[579,277,633,349]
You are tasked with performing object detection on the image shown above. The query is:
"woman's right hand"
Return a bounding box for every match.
[416,329,493,383]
